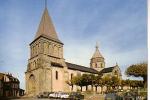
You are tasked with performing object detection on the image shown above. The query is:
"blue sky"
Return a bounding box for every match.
[0,0,147,89]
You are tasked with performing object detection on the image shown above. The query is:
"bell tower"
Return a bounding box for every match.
[25,5,65,96]
[90,43,105,71]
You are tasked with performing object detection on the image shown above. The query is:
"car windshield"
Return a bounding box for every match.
[43,92,46,94]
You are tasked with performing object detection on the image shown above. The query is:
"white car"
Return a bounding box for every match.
[49,92,56,98]
[60,93,69,99]
[49,91,63,98]
[49,92,69,99]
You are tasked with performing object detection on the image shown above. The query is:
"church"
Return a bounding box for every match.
[25,7,122,96]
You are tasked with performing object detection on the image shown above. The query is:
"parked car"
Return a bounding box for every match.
[49,91,66,99]
[69,92,84,100]
[37,92,51,98]
[49,92,57,98]
[60,92,70,99]
[57,91,63,98]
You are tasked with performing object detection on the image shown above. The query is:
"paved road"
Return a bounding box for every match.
[13,98,63,100]
[84,94,104,100]
[11,94,104,100]
[11,96,107,100]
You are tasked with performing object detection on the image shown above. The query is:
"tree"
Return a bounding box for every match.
[88,74,96,91]
[129,80,143,89]
[102,75,111,92]
[66,78,76,91]
[126,63,147,87]
[120,79,144,90]
[73,75,83,91]
[110,76,120,89]
[81,74,90,90]
[94,75,104,93]
[121,80,126,89]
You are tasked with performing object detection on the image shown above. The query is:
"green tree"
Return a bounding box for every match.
[129,80,143,89]
[110,76,120,89]
[94,75,104,93]
[88,74,96,91]
[126,63,147,87]
[71,75,83,91]
[121,79,144,90]
[82,74,90,90]
[66,78,76,91]
[121,80,126,89]
[103,75,111,92]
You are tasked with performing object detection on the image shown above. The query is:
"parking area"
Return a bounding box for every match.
[36,91,84,100]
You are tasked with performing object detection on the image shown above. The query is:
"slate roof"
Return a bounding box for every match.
[35,8,61,42]
[99,66,115,74]
[51,62,63,68]
[66,62,98,74]
[7,75,19,83]
[0,73,19,82]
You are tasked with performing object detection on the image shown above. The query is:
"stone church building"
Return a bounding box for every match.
[25,7,122,96]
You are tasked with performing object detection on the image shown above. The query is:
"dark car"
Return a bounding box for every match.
[37,92,51,98]
[69,92,84,100]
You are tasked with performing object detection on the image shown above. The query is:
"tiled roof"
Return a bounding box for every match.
[66,62,98,74]
[99,66,115,74]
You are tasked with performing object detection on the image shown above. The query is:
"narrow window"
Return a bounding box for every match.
[56,71,58,80]
[101,63,103,68]
[71,73,73,80]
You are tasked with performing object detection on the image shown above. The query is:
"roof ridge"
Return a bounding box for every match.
[65,62,90,69]
[65,62,98,73]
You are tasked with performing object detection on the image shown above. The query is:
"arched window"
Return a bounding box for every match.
[56,71,58,80]
[71,73,73,80]
[95,63,97,68]
[114,70,118,75]
[101,63,103,68]
[29,74,36,93]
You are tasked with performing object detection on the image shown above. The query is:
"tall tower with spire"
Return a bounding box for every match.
[25,4,67,96]
[90,43,105,71]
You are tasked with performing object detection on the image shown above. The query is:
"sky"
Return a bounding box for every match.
[0,0,147,89]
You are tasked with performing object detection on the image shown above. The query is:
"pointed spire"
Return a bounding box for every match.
[116,62,119,66]
[45,0,47,9]
[35,7,59,41]
[116,62,118,66]
[96,41,99,49]
[92,42,103,58]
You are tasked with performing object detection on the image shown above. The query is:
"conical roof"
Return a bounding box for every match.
[92,44,103,58]
[35,8,59,41]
